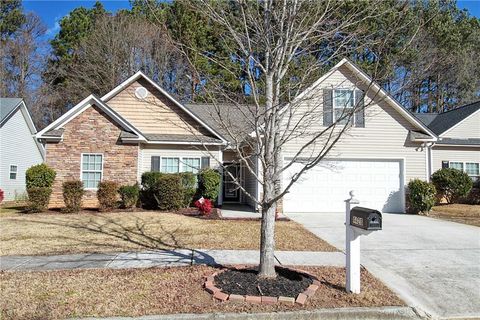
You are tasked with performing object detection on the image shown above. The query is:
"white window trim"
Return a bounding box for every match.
[449,161,480,180]
[9,164,18,180]
[333,88,356,124]
[80,153,104,190]
[154,156,202,173]
[180,157,202,173]
[160,156,181,173]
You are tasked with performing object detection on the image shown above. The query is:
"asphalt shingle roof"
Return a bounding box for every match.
[415,101,480,136]
[185,103,257,144]
[0,98,23,123]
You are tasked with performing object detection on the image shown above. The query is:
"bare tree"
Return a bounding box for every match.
[0,13,46,102]
[143,0,418,278]
[45,13,191,115]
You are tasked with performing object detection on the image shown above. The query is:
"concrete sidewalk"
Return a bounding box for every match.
[0,249,344,271]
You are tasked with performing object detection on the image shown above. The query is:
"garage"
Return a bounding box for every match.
[283,159,405,213]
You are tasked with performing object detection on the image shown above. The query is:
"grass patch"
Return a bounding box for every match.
[0,266,404,320]
[429,204,480,227]
[0,201,26,217]
[0,211,336,256]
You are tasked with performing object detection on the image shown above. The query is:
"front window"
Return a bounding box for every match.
[449,161,480,182]
[465,163,479,182]
[82,154,103,189]
[182,158,200,173]
[450,162,464,171]
[9,165,17,180]
[161,157,180,173]
[334,89,354,124]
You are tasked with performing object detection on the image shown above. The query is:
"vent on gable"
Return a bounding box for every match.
[135,86,149,100]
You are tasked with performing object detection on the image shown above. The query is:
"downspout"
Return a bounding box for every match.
[424,142,434,182]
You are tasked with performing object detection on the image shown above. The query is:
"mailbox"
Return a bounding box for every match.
[350,206,382,231]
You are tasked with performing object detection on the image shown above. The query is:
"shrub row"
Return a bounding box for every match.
[53,169,220,213]
[408,168,477,214]
[140,169,221,210]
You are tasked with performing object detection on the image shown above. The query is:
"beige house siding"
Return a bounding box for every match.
[282,65,427,183]
[139,144,221,176]
[106,78,214,138]
[431,146,480,174]
[442,111,480,139]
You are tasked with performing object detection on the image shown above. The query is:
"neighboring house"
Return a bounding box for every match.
[36,59,439,213]
[415,102,480,184]
[0,98,45,201]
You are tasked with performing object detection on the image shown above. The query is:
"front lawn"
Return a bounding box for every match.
[0,211,336,256]
[429,204,480,227]
[0,266,404,320]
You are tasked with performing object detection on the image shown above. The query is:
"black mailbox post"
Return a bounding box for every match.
[350,207,382,231]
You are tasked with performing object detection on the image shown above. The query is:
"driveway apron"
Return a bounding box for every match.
[287,212,480,319]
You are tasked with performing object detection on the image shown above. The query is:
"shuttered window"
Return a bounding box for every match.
[151,156,160,172]
[323,89,364,127]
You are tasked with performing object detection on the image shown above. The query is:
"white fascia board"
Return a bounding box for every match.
[101,71,144,101]
[438,107,480,137]
[101,70,228,144]
[36,95,147,141]
[144,140,225,146]
[341,59,437,139]
[36,95,95,138]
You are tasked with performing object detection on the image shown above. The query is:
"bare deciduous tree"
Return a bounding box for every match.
[143,0,419,278]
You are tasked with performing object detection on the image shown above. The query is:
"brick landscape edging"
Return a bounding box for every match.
[204,266,320,305]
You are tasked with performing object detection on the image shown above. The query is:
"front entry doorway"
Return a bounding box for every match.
[223,163,240,202]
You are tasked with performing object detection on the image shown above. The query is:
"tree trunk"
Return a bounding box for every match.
[259,201,277,278]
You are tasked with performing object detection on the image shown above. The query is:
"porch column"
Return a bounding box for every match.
[217,146,223,206]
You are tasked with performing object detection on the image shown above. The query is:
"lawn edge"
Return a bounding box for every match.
[70,306,425,320]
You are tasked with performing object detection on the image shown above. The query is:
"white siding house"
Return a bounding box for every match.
[0,98,44,201]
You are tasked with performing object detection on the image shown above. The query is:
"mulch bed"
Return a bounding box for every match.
[214,266,312,297]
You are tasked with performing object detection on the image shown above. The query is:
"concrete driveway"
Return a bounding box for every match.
[287,212,480,319]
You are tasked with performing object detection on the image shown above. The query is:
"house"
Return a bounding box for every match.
[415,102,480,184]
[0,98,45,201]
[36,59,441,213]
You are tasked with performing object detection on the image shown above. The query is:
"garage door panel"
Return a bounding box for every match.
[283,160,404,213]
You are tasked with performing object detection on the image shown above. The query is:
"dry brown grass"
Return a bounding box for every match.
[429,204,480,227]
[0,266,404,320]
[0,211,336,256]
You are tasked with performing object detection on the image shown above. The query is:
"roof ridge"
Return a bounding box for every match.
[439,100,480,115]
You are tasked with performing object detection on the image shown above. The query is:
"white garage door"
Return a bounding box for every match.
[283,159,404,213]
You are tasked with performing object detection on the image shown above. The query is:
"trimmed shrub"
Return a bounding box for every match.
[179,172,197,207]
[431,168,473,204]
[62,180,84,213]
[407,179,436,214]
[26,187,52,213]
[140,172,164,209]
[154,174,183,210]
[464,187,480,205]
[26,164,56,189]
[119,184,140,209]
[97,181,119,211]
[198,168,221,201]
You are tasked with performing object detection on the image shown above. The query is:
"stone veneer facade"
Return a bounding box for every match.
[45,104,138,208]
